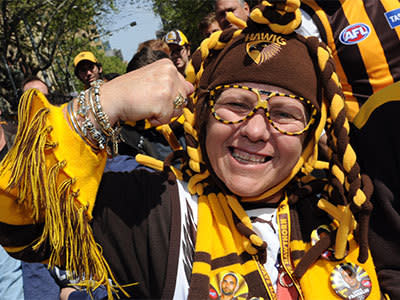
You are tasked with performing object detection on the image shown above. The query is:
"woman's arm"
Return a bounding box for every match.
[0,58,193,297]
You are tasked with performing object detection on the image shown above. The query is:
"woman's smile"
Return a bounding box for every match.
[230,147,272,164]
[206,82,306,199]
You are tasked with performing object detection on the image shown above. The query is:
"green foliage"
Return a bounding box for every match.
[140,0,260,50]
[92,48,127,75]
[0,0,120,114]
[149,0,215,50]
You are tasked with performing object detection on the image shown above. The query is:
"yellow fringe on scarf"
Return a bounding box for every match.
[0,90,129,299]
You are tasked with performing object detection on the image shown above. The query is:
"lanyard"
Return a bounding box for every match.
[254,195,303,300]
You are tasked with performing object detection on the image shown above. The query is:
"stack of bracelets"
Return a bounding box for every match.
[67,80,122,156]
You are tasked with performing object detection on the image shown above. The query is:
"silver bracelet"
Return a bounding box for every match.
[77,89,107,150]
[68,82,122,156]
[89,80,121,155]
[67,100,100,151]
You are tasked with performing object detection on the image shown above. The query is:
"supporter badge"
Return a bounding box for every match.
[330,263,372,300]
[209,271,249,299]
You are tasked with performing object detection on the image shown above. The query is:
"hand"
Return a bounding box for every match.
[60,287,77,300]
[100,58,194,127]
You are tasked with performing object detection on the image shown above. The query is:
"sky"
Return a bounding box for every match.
[102,3,163,62]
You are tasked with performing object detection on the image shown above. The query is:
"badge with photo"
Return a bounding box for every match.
[209,271,249,300]
[330,262,372,300]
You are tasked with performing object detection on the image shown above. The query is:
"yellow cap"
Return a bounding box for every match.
[163,30,189,46]
[73,51,98,67]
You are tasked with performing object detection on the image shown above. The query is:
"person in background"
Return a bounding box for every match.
[126,47,170,74]
[21,75,49,96]
[73,51,103,89]
[163,30,191,75]
[0,2,386,299]
[136,39,171,56]
[0,81,58,300]
[0,246,24,299]
[0,106,24,299]
[111,46,185,171]
[298,1,400,298]
[22,75,70,106]
[215,0,250,30]
[199,12,221,38]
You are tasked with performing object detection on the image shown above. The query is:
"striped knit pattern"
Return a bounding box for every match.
[301,0,400,121]
[182,1,374,298]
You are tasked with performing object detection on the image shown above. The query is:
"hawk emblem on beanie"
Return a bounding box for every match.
[246,40,281,65]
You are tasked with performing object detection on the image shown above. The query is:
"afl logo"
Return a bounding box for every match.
[339,23,370,45]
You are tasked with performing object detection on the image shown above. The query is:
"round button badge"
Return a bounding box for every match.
[330,262,372,300]
[209,271,249,299]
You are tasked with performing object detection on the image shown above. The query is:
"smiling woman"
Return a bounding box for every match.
[206,83,307,200]
[0,1,386,300]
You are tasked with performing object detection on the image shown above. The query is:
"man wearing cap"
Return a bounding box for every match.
[73,51,103,89]
[163,30,191,75]
[215,0,250,30]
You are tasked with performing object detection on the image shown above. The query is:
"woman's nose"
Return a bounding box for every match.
[240,109,271,142]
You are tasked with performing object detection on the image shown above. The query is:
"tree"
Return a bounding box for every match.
[144,0,261,50]
[149,0,214,50]
[0,0,118,116]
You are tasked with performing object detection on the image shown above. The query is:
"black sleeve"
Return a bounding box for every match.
[91,169,177,299]
[350,101,400,299]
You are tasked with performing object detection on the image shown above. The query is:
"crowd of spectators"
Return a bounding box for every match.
[0,0,399,299]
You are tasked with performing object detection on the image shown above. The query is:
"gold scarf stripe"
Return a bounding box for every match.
[331,165,345,185]
[156,124,182,151]
[226,11,247,29]
[312,40,371,259]
[317,46,330,73]
[330,93,346,121]
[183,107,195,127]
[331,72,342,89]
[250,0,302,34]
[192,252,257,274]
[183,16,374,295]
[0,90,53,220]
[135,154,164,171]
[184,13,333,297]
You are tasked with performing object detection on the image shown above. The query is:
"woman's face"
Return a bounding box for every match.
[206,82,307,199]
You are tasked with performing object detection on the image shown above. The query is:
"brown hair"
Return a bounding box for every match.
[198,12,219,37]
[137,39,170,56]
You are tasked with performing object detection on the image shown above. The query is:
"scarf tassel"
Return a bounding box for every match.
[0,90,128,299]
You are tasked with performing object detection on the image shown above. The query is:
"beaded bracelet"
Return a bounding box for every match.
[67,81,122,156]
[89,80,121,155]
[67,100,100,151]
[76,89,107,151]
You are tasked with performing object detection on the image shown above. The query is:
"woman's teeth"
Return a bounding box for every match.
[231,148,269,164]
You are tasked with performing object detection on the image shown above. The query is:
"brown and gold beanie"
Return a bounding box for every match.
[0,1,379,299]
[198,22,319,107]
[179,1,375,298]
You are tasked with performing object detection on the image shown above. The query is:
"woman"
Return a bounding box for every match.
[0,1,384,299]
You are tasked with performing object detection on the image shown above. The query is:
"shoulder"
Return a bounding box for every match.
[95,169,179,220]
